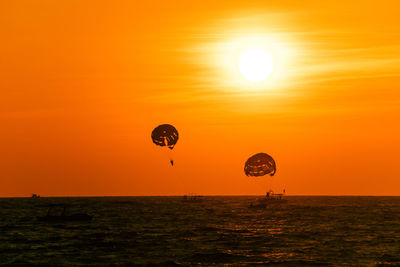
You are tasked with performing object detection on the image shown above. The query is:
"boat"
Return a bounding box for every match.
[182,194,204,202]
[31,193,40,198]
[249,190,288,208]
[37,204,93,222]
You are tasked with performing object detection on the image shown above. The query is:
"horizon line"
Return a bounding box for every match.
[2,194,400,198]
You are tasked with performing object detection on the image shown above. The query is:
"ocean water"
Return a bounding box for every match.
[1,196,400,266]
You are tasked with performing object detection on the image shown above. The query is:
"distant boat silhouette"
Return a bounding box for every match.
[31,193,40,198]
[249,190,288,208]
[38,204,92,222]
[183,194,204,202]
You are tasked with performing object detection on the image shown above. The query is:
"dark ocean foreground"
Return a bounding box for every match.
[1,196,400,266]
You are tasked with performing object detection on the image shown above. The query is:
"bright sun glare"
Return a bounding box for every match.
[238,49,274,82]
[204,33,293,91]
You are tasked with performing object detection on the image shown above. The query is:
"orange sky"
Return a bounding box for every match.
[1,1,399,196]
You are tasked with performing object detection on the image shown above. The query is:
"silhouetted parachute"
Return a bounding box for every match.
[151,124,179,150]
[151,124,179,166]
[244,153,276,177]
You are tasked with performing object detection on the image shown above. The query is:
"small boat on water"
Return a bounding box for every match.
[249,190,288,208]
[182,194,204,202]
[37,204,92,222]
[31,193,40,198]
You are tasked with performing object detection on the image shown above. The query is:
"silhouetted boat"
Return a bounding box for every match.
[249,190,287,208]
[38,204,92,222]
[31,193,40,198]
[183,194,204,202]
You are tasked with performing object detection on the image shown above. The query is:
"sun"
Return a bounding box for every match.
[200,33,293,91]
[238,49,274,82]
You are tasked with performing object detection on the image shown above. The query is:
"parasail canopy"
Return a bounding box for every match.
[244,153,276,177]
[151,124,179,150]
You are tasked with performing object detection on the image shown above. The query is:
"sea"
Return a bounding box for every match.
[1,196,400,266]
